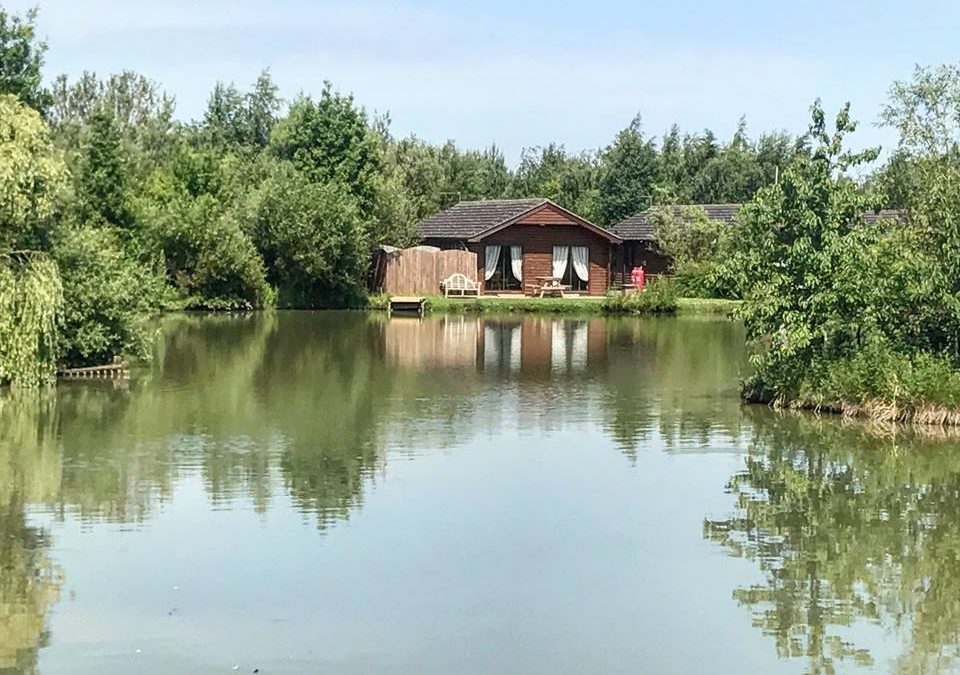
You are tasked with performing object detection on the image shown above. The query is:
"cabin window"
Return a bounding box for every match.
[484,245,522,291]
[559,246,588,292]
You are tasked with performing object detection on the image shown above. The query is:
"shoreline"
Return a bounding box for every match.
[365,294,740,316]
[742,388,960,427]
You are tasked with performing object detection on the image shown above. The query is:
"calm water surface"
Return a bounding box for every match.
[2,311,960,674]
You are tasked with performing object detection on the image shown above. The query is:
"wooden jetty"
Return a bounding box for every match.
[388,296,426,317]
[58,360,129,380]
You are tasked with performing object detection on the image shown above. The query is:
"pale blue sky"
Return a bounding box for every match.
[10,0,958,164]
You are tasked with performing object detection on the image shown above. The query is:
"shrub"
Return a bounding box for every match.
[601,277,678,315]
[137,183,274,311]
[52,225,160,367]
[244,163,369,307]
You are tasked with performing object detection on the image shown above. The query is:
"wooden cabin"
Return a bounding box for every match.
[417,199,622,296]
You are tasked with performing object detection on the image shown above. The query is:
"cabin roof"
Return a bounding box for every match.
[612,204,741,242]
[417,198,621,243]
[613,204,909,241]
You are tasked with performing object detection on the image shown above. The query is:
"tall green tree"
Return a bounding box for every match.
[75,106,133,229]
[269,84,383,220]
[734,101,882,401]
[0,6,50,112]
[49,70,177,170]
[597,114,659,225]
[0,94,66,251]
[510,144,600,219]
[199,71,280,150]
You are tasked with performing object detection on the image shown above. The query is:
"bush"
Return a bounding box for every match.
[148,195,273,310]
[52,225,161,367]
[601,277,679,314]
[245,163,369,307]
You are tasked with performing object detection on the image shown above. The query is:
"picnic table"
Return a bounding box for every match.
[526,276,571,298]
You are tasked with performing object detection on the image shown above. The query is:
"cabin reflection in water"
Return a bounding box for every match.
[383,315,607,374]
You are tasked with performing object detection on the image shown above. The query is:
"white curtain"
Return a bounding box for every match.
[510,246,523,282]
[552,246,569,279]
[484,245,501,281]
[571,246,589,282]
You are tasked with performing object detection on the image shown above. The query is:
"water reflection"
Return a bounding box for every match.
[705,409,960,674]
[0,397,62,675]
[0,311,774,674]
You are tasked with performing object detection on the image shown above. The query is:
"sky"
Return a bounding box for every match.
[8,0,959,164]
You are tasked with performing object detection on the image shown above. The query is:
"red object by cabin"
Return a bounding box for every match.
[631,266,645,291]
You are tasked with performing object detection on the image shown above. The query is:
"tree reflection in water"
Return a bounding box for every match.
[0,395,62,675]
[705,409,960,674]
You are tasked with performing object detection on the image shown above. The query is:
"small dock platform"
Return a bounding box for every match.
[58,361,129,380]
[389,296,426,317]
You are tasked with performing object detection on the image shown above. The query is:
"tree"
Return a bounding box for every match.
[75,106,133,229]
[733,101,882,402]
[881,64,960,158]
[0,252,62,387]
[881,63,960,360]
[48,70,177,168]
[269,85,383,221]
[0,95,66,251]
[0,6,51,112]
[510,144,600,219]
[245,162,368,307]
[199,70,282,150]
[246,69,282,148]
[597,114,659,226]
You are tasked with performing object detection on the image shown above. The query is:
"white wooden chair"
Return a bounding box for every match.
[442,273,481,297]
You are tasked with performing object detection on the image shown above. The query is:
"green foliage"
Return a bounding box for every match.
[136,147,273,310]
[0,7,50,112]
[200,70,281,150]
[735,101,883,400]
[733,92,960,417]
[75,106,134,229]
[0,253,62,387]
[601,277,678,315]
[49,70,176,156]
[142,194,273,310]
[0,95,67,250]
[597,114,659,226]
[510,144,600,220]
[245,163,368,307]
[52,226,158,367]
[270,85,383,220]
[648,205,740,298]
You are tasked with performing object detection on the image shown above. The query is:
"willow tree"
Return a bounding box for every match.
[0,253,63,387]
[0,94,67,251]
[0,94,68,386]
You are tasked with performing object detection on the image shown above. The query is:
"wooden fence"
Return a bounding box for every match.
[372,246,478,296]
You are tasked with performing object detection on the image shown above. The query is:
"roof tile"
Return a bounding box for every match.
[418,198,547,240]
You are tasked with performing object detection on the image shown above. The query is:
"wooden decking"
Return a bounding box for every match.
[388,296,426,316]
[58,361,129,380]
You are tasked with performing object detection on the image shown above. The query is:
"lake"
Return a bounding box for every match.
[2,311,960,675]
